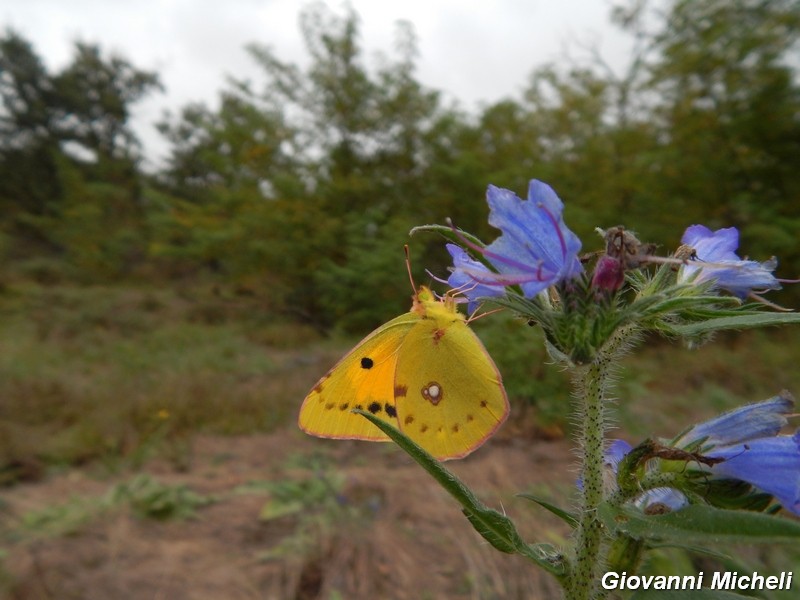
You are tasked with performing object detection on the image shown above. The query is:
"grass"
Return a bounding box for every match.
[1,277,798,598]
[1,280,799,484]
[0,281,330,482]
[3,474,215,544]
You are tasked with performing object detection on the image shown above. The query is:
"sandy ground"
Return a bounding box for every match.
[1,427,575,600]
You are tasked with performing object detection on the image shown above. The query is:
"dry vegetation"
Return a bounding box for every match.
[1,282,799,599]
[2,431,573,599]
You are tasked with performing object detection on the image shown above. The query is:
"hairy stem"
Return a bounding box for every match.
[568,359,609,599]
[567,326,632,600]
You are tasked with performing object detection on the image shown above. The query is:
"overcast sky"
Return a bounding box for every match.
[2,0,634,169]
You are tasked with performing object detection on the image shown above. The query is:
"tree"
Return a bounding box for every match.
[0,29,161,275]
[53,42,161,162]
[641,0,800,279]
[155,4,461,330]
[0,30,61,219]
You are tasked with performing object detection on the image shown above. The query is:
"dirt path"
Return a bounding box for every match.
[2,429,574,599]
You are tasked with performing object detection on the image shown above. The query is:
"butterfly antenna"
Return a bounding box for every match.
[404,245,418,294]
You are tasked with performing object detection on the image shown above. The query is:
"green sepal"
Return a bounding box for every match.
[599,503,800,545]
[487,293,558,333]
[355,409,567,579]
[489,286,628,365]
[614,439,655,495]
[683,477,775,512]
[516,493,579,528]
[669,312,800,337]
[605,533,646,575]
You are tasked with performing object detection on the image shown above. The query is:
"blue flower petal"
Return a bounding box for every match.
[708,431,800,515]
[678,225,781,298]
[446,180,583,300]
[636,487,689,512]
[675,392,794,449]
[605,439,633,469]
[682,225,739,261]
[485,181,583,298]
[445,243,503,312]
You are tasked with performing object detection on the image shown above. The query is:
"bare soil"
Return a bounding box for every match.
[1,427,575,600]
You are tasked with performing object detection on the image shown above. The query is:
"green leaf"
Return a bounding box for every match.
[600,503,800,545]
[517,493,579,528]
[408,223,486,249]
[670,312,800,336]
[630,590,755,600]
[354,409,567,578]
[644,542,732,563]
[409,223,502,276]
[519,543,567,572]
[462,506,524,554]
[642,295,741,319]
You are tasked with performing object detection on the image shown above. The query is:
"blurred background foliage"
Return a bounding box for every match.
[1,0,798,328]
[1,0,799,474]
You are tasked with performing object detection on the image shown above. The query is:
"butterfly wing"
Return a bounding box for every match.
[299,313,417,441]
[394,315,509,460]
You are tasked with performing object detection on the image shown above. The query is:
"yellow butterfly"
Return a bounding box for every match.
[299,285,509,460]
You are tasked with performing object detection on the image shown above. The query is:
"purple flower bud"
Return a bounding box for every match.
[591,255,625,293]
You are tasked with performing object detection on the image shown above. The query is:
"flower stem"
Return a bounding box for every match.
[567,327,631,600]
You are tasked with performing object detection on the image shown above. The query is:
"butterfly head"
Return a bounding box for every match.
[412,286,463,320]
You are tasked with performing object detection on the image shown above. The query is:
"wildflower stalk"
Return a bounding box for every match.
[569,360,609,599]
[568,325,632,600]
[410,179,800,599]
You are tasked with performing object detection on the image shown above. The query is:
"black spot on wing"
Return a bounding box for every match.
[360,357,374,369]
[385,404,397,418]
[367,401,382,414]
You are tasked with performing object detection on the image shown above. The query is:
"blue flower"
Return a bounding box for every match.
[678,225,781,299]
[448,180,583,305]
[604,393,800,515]
[674,392,793,449]
[673,392,800,514]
